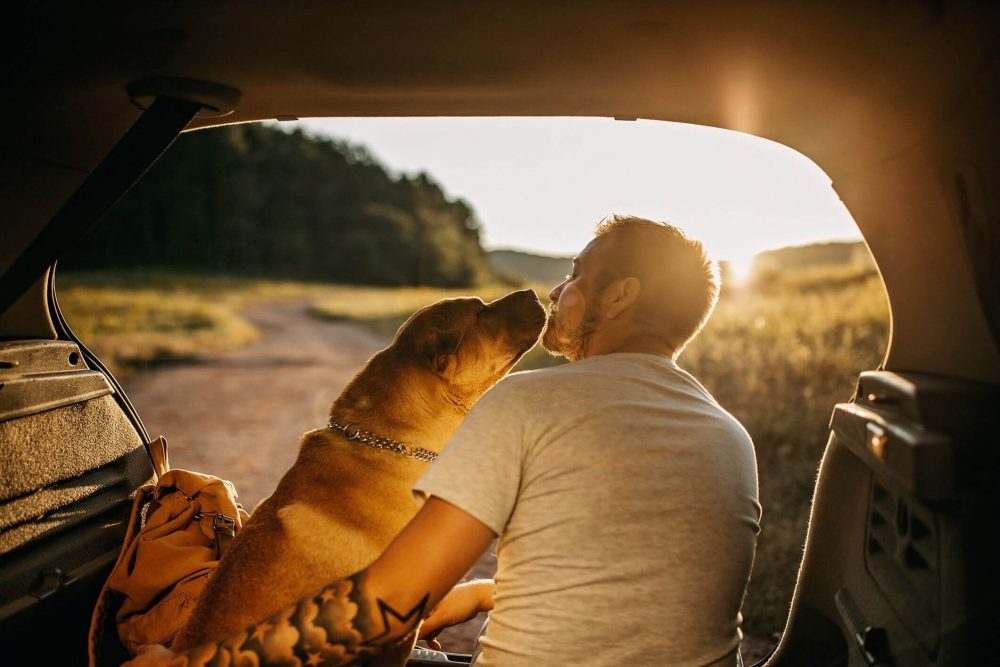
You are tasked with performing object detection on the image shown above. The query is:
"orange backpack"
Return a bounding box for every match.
[88,438,249,665]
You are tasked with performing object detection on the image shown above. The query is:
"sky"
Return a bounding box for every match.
[293,117,861,280]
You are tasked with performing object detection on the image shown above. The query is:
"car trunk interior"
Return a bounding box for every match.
[0,275,153,667]
[1,3,998,665]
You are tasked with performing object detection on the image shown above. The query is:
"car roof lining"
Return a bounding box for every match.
[3,1,998,382]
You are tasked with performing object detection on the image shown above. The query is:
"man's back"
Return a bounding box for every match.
[415,352,760,666]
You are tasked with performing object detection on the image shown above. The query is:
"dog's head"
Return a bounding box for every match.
[393,289,546,412]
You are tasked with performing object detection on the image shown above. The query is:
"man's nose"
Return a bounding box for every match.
[547,283,562,304]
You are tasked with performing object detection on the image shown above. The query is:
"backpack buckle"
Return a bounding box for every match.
[211,513,236,538]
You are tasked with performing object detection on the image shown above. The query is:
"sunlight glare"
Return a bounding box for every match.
[294,117,861,281]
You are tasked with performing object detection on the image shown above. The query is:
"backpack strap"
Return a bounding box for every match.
[211,512,238,557]
[147,436,169,479]
[88,484,154,667]
[89,437,165,664]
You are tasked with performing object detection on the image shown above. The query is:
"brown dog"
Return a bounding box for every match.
[175,289,545,653]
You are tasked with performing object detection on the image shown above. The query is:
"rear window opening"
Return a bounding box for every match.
[58,116,890,655]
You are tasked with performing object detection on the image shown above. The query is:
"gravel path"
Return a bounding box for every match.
[121,300,774,661]
[123,301,385,510]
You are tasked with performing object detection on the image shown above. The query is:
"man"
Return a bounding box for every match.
[128,215,760,667]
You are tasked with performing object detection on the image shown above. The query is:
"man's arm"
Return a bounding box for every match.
[124,497,497,667]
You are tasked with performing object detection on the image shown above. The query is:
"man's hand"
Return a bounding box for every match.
[122,644,178,666]
[419,579,495,650]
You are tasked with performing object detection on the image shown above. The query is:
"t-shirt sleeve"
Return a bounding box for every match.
[413,379,526,536]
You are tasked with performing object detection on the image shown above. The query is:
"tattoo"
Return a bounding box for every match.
[157,573,426,667]
[361,595,429,648]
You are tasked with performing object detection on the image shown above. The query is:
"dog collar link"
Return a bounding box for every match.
[327,419,438,463]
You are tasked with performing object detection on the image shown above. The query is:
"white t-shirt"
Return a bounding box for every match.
[414,352,761,667]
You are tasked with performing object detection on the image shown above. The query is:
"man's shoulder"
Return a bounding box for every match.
[479,362,578,403]
[488,353,716,410]
[495,354,675,392]
[486,367,543,393]
[496,360,588,387]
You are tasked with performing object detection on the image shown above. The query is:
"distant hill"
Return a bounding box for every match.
[490,242,875,289]
[488,249,573,286]
[751,241,873,275]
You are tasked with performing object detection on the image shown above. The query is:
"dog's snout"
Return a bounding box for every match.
[490,289,546,330]
[493,288,539,306]
[496,289,543,313]
[513,288,538,300]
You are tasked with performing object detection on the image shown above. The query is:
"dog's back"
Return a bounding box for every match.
[176,429,427,648]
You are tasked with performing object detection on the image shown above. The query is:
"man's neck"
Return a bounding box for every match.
[581,332,676,361]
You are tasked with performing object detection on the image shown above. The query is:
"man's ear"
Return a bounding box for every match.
[429,329,463,375]
[604,277,641,319]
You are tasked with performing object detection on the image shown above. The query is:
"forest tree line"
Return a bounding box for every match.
[70,124,493,287]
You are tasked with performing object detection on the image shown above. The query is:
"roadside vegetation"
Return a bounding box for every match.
[683,264,888,635]
[58,272,300,375]
[307,284,524,337]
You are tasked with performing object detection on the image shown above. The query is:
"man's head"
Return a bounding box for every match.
[541,215,719,361]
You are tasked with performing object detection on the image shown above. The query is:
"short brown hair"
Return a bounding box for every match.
[594,215,719,354]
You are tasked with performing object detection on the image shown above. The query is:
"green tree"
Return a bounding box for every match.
[69,125,494,287]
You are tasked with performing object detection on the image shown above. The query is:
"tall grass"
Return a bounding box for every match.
[682,266,889,635]
[308,285,530,338]
[57,271,304,375]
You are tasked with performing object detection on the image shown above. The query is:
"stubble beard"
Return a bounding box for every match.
[541,303,602,361]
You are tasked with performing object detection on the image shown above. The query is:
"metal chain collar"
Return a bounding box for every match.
[327,419,438,463]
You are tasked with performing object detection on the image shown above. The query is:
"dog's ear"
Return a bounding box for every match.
[429,328,463,375]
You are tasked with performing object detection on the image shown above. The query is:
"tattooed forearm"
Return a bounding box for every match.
[144,572,427,667]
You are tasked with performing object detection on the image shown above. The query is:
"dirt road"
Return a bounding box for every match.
[122,300,492,652]
[123,301,387,509]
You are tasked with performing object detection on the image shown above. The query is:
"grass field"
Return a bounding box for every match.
[58,266,889,636]
[683,267,888,634]
[58,272,333,375]
[308,284,531,338]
